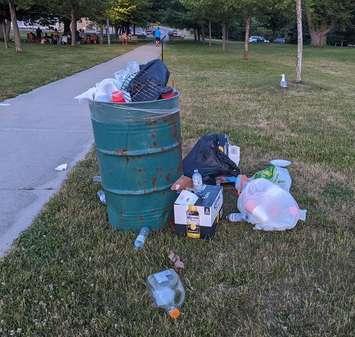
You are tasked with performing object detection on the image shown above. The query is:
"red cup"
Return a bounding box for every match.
[112,90,126,103]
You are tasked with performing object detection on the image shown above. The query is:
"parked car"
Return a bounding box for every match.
[249,35,270,44]
[274,37,286,44]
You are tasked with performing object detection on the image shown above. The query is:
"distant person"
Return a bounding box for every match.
[121,32,128,46]
[154,27,161,47]
[52,29,60,45]
[79,29,85,42]
[36,27,42,42]
[61,34,68,45]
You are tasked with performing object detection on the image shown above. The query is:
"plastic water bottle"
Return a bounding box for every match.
[147,269,185,319]
[192,169,203,194]
[280,74,288,89]
[227,213,245,222]
[133,227,150,250]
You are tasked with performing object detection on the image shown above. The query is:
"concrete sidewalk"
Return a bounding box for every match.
[0,44,160,256]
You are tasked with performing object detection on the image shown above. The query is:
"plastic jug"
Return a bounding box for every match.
[147,269,185,319]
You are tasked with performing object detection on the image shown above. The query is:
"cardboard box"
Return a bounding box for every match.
[174,185,223,239]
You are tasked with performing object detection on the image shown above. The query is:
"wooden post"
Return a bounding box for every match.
[244,16,251,60]
[70,8,76,46]
[222,22,226,51]
[1,21,8,48]
[106,18,111,46]
[296,0,303,83]
[8,0,22,52]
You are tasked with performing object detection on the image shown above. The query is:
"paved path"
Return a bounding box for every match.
[0,44,160,256]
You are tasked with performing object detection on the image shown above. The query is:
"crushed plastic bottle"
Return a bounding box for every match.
[92,175,102,183]
[147,268,185,319]
[192,169,204,194]
[227,212,245,222]
[133,227,150,250]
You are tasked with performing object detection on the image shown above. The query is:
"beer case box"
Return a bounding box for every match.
[174,185,223,239]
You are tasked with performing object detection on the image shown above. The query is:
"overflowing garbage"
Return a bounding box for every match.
[80,59,308,319]
[75,59,175,104]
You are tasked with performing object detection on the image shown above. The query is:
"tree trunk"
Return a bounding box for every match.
[1,21,8,48]
[63,18,70,35]
[222,22,226,51]
[197,26,201,42]
[201,24,205,42]
[309,30,329,47]
[8,0,22,52]
[208,20,212,47]
[296,0,303,83]
[70,8,76,46]
[193,28,197,41]
[244,16,251,60]
[305,6,332,48]
[106,18,111,46]
[5,19,11,41]
[99,24,104,44]
[133,24,136,35]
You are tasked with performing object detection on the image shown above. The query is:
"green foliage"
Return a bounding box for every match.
[106,0,150,26]
[305,0,354,30]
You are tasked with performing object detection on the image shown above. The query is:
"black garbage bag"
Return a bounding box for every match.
[128,59,170,102]
[183,134,240,185]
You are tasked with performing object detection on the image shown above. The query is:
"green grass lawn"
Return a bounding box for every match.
[0,41,354,337]
[0,42,139,100]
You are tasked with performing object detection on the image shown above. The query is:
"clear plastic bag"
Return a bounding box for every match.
[114,61,140,89]
[231,178,306,231]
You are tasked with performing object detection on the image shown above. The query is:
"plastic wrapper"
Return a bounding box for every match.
[252,159,292,191]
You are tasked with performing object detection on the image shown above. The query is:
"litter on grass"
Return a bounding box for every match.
[92,175,102,183]
[147,269,185,320]
[168,251,185,272]
[55,163,68,171]
[252,159,292,191]
[97,190,106,204]
[228,178,307,231]
[133,227,150,251]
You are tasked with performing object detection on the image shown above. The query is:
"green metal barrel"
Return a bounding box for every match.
[89,95,182,232]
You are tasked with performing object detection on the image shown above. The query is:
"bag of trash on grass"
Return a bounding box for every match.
[183,134,240,185]
[228,178,307,231]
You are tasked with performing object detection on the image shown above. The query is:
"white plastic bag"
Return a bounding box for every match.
[252,159,292,191]
[114,61,140,89]
[230,178,306,231]
[94,78,120,102]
